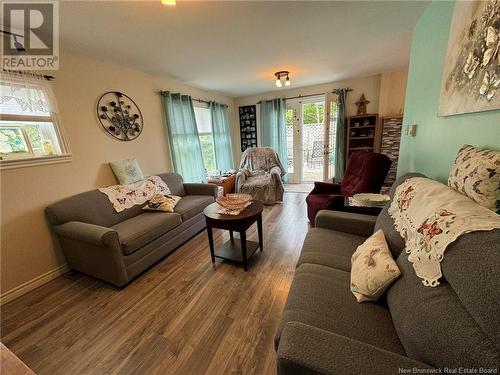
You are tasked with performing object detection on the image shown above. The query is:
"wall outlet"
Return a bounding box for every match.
[407,124,417,137]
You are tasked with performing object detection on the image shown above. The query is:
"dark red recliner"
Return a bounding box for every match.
[306,151,392,226]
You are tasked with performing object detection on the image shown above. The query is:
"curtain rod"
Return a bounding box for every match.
[157,90,227,106]
[2,68,55,81]
[283,92,325,101]
[258,88,352,103]
[256,93,324,104]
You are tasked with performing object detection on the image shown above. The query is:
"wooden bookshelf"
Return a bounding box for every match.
[346,113,381,161]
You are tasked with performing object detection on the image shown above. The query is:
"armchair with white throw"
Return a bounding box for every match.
[236,147,286,205]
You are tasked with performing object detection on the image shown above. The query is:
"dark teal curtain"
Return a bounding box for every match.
[162,92,206,182]
[210,102,234,172]
[259,98,288,181]
[332,88,350,181]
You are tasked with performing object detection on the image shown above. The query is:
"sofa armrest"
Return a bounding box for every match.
[183,183,218,197]
[53,221,119,247]
[277,322,433,375]
[310,181,341,195]
[315,210,376,237]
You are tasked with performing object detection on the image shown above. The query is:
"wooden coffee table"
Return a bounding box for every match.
[203,201,264,271]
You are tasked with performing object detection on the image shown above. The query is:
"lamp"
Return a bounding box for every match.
[161,0,176,5]
[274,71,291,88]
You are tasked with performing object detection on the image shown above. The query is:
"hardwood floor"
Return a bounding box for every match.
[1,192,309,375]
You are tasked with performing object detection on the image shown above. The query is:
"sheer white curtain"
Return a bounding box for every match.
[0,71,58,116]
[0,71,67,160]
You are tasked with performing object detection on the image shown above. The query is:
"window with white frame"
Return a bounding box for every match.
[0,73,70,167]
[193,103,216,174]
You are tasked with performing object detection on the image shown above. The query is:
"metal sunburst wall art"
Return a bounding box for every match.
[97,91,143,141]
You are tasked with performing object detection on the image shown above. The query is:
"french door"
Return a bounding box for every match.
[285,94,337,183]
[324,92,337,181]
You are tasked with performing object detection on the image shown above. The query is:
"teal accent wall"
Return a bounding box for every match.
[398,0,500,182]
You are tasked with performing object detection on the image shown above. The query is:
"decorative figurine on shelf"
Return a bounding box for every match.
[355,93,370,115]
[97,91,143,141]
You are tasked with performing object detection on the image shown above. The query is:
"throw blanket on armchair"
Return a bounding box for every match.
[236,147,286,205]
[99,175,170,212]
[389,177,500,287]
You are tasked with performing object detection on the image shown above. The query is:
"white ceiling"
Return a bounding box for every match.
[59,1,429,97]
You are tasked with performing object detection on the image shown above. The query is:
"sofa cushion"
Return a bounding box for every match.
[297,228,365,272]
[45,189,145,228]
[275,263,406,355]
[350,229,401,302]
[174,195,214,221]
[387,238,500,369]
[374,173,426,257]
[439,229,500,351]
[45,172,190,228]
[374,206,405,258]
[159,172,186,197]
[448,145,500,211]
[111,212,182,255]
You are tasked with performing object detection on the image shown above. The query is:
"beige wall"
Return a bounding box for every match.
[0,49,235,296]
[0,49,408,299]
[232,74,383,158]
[378,68,409,116]
[231,71,409,161]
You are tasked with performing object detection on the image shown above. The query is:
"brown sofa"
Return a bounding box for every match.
[275,173,500,374]
[45,173,217,287]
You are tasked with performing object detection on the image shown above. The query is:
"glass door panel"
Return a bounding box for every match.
[285,103,301,183]
[285,107,294,175]
[324,92,337,181]
[301,99,325,182]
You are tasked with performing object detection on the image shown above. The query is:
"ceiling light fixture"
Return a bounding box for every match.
[274,71,290,88]
[161,0,176,5]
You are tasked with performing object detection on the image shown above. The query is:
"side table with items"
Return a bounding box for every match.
[207,174,236,196]
[340,197,383,216]
[203,195,263,271]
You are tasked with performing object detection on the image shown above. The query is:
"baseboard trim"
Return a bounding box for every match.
[0,264,69,306]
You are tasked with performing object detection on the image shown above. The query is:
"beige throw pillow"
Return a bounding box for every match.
[350,230,401,302]
[448,145,500,212]
[143,194,181,212]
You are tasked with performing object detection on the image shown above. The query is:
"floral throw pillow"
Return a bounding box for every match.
[448,145,500,212]
[110,158,144,185]
[350,230,401,303]
[143,194,181,212]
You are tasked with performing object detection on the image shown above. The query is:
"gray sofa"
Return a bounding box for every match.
[45,173,217,287]
[276,173,500,374]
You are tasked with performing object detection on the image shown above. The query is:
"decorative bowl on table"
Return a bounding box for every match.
[352,193,390,207]
[216,193,253,212]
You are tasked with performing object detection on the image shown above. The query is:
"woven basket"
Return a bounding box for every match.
[216,193,252,211]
